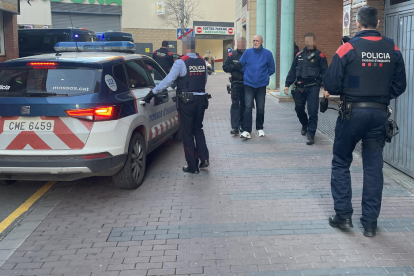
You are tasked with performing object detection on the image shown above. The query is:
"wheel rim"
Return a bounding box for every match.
[131,140,144,181]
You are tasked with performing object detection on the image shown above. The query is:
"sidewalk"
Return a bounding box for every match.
[1,73,414,276]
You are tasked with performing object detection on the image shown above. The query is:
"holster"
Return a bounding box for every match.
[178,92,194,104]
[385,119,399,143]
[339,99,352,121]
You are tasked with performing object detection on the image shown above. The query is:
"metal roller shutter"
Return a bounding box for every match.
[51,13,121,32]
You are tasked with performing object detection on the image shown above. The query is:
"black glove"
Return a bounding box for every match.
[234,62,242,70]
[142,90,155,104]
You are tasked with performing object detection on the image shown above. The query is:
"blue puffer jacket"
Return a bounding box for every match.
[239,46,275,88]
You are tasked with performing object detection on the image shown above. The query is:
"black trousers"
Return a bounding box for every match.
[230,83,245,129]
[178,95,209,171]
[292,85,320,137]
[331,107,387,229]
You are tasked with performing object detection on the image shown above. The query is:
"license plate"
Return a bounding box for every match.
[3,120,55,132]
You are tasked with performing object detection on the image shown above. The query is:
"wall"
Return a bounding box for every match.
[17,0,52,26]
[295,0,343,65]
[0,12,18,62]
[343,0,385,38]
[122,0,235,30]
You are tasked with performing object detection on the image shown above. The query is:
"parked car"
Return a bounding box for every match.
[0,42,180,189]
[18,28,95,58]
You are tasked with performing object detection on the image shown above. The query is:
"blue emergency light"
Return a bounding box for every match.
[54,41,136,54]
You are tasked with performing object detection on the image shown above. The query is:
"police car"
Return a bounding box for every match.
[0,41,180,189]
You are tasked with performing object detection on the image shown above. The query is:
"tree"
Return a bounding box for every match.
[163,0,205,32]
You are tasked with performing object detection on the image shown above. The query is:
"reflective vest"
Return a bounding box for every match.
[343,37,395,97]
[177,55,206,93]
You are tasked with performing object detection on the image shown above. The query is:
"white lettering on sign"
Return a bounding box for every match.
[361,52,391,63]
[194,26,234,35]
[189,65,206,73]
[0,85,11,90]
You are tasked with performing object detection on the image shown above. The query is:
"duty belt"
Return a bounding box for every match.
[351,102,387,110]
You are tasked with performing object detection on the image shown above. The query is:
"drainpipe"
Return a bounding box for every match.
[256,0,266,45]
[265,0,277,90]
[279,0,295,97]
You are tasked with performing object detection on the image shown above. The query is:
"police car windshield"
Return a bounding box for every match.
[0,67,101,97]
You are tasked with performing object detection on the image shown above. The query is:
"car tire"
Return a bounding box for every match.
[112,132,146,189]
[173,127,182,141]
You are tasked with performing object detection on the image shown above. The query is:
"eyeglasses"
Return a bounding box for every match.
[253,40,260,42]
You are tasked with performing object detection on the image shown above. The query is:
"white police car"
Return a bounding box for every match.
[0,42,180,189]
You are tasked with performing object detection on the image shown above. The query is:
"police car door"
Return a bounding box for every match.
[143,59,179,143]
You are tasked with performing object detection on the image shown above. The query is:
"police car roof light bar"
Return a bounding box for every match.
[54,42,136,54]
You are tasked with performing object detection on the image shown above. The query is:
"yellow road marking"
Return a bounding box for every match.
[0,181,56,234]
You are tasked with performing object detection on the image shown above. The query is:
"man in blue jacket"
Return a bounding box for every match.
[239,35,275,139]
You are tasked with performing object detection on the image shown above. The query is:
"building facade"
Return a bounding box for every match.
[0,0,19,62]
[17,0,235,68]
[234,0,343,89]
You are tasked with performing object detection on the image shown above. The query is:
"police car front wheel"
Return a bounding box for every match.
[112,132,146,189]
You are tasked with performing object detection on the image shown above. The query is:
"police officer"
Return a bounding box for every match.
[323,6,406,237]
[142,36,210,174]
[152,41,174,74]
[223,37,246,135]
[284,32,328,145]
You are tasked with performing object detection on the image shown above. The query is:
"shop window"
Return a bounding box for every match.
[0,12,5,56]
[391,0,411,4]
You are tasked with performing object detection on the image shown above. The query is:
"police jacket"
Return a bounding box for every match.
[152,53,207,95]
[223,49,245,82]
[152,48,174,73]
[323,30,407,105]
[285,47,328,87]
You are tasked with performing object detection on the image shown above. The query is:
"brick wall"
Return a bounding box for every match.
[295,0,343,66]
[343,0,385,38]
[0,12,19,62]
[122,28,182,55]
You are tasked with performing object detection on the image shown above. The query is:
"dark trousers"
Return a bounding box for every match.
[331,107,387,229]
[230,83,245,129]
[293,85,320,137]
[178,95,209,171]
[243,85,266,133]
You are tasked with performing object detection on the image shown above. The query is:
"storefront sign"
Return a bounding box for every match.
[43,0,122,5]
[0,0,19,14]
[195,26,234,35]
[157,1,165,15]
[352,0,365,7]
[343,5,351,36]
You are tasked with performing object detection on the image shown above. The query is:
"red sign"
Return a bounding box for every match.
[228,28,234,34]
[196,27,202,33]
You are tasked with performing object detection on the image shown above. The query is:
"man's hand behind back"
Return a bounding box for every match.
[284,87,289,95]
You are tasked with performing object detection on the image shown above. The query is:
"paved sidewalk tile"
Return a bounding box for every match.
[1,74,414,276]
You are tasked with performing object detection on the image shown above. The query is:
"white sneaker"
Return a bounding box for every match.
[240,131,251,139]
[257,130,265,137]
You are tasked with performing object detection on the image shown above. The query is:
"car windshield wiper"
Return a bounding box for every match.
[26,92,68,97]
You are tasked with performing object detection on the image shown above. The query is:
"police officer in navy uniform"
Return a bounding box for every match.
[142,36,209,174]
[223,37,246,135]
[152,41,174,74]
[284,33,328,145]
[323,6,406,237]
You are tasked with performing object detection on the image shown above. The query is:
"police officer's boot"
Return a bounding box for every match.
[182,166,200,174]
[329,215,353,229]
[306,135,314,145]
[363,228,376,238]
[199,160,210,169]
[301,125,307,136]
[230,128,239,135]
